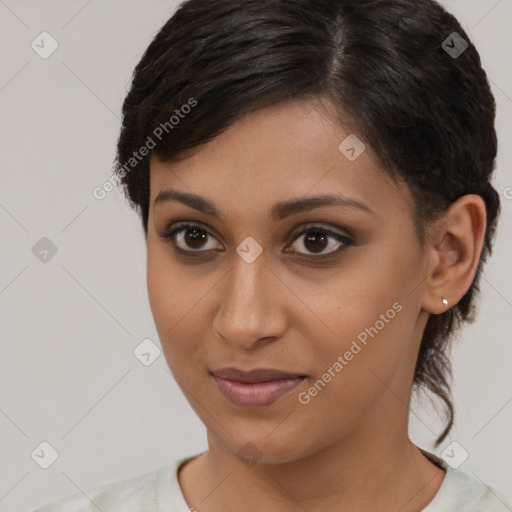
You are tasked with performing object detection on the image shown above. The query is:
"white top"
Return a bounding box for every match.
[33,451,512,511]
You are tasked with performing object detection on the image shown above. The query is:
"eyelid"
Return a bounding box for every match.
[288,222,352,242]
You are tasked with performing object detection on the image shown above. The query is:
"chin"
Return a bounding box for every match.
[218,430,313,466]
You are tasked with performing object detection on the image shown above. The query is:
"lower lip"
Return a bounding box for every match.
[212,375,306,408]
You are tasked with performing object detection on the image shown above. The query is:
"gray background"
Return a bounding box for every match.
[0,1,511,510]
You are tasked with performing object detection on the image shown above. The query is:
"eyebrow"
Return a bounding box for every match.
[153,189,374,222]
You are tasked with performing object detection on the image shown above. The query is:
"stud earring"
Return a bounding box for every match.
[441,297,449,307]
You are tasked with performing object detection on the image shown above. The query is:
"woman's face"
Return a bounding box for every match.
[147,99,431,464]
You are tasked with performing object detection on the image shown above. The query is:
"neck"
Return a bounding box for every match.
[191,404,445,512]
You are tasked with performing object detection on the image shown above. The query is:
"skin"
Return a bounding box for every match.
[146,98,486,512]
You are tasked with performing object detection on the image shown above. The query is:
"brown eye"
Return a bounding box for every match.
[159,223,223,252]
[303,231,329,253]
[286,226,352,258]
[183,226,209,249]
[159,222,353,261]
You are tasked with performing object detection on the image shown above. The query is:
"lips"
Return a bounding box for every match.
[210,367,308,408]
[211,367,307,383]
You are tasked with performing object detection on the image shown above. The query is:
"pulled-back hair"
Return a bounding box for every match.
[114,0,499,447]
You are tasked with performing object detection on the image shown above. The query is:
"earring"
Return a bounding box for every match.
[441,297,449,307]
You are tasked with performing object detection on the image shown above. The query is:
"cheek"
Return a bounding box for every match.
[146,242,210,375]
[301,243,420,399]
[146,246,173,331]
[309,290,406,386]
[146,237,192,323]
[293,295,414,443]
[147,243,183,349]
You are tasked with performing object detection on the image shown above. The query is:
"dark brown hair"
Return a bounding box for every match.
[114,0,499,447]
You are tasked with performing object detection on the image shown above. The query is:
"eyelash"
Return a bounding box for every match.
[158,222,353,261]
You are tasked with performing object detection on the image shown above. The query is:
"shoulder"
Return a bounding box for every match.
[31,462,179,512]
[421,450,512,511]
[440,467,512,511]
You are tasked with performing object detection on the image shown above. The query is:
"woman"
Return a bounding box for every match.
[34,0,511,510]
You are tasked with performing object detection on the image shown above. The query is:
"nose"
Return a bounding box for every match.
[212,252,288,350]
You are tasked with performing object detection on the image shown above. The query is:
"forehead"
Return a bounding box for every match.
[149,99,414,223]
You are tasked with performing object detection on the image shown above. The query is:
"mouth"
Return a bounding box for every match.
[210,367,308,408]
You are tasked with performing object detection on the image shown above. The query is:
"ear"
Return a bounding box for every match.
[422,194,487,314]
